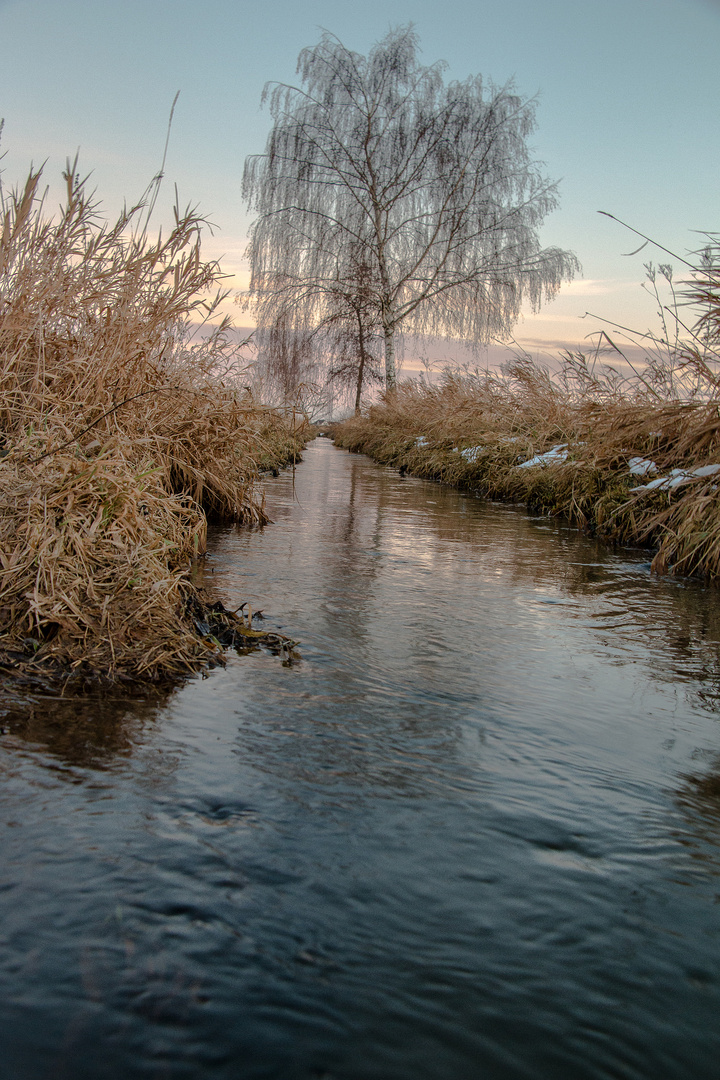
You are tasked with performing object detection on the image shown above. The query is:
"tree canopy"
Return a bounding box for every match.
[244,26,578,394]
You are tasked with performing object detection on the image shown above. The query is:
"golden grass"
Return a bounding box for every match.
[0,162,305,687]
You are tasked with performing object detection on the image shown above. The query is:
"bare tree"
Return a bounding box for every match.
[323,291,384,414]
[244,25,578,392]
[252,244,383,411]
[252,308,319,404]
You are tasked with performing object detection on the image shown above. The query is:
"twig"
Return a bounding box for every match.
[598,211,695,270]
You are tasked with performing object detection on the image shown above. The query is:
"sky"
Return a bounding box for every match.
[0,0,718,368]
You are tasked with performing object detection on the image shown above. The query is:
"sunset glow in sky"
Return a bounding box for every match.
[0,0,718,366]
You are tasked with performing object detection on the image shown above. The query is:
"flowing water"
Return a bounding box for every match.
[2,437,720,1080]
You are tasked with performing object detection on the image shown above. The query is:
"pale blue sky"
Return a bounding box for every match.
[0,0,718,353]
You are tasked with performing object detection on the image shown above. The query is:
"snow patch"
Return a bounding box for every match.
[634,463,720,492]
[517,444,569,469]
[628,457,658,476]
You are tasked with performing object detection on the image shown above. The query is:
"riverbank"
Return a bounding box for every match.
[333,359,720,580]
[0,166,305,690]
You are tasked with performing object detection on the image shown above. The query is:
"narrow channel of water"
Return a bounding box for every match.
[2,437,720,1079]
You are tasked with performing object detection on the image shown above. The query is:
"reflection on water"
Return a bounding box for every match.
[679,764,720,824]
[0,692,166,770]
[2,438,720,1080]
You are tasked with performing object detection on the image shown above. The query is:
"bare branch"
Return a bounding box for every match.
[244,26,577,396]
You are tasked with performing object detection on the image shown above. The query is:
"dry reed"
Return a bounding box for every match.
[0,162,305,687]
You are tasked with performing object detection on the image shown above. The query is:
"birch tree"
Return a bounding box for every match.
[243,26,578,392]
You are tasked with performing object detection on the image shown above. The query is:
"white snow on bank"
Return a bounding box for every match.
[634,463,720,492]
[415,436,429,448]
[628,457,658,476]
[517,444,569,469]
[460,446,483,463]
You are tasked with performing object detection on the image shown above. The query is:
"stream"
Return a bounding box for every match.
[2,436,720,1079]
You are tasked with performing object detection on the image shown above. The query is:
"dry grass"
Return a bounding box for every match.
[0,162,305,687]
[335,238,720,579]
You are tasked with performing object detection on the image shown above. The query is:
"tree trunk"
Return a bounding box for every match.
[382,318,396,392]
[378,262,397,391]
[354,311,368,415]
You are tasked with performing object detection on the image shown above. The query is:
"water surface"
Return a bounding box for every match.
[2,437,720,1079]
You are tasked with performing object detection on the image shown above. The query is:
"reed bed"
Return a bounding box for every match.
[334,242,720,580]
[0,163,305,688]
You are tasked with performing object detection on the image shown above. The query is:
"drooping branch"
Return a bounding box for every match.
[243,25,578,397]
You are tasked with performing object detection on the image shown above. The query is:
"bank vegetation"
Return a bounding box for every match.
[335,241,720,580]
[0,161,305,690]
